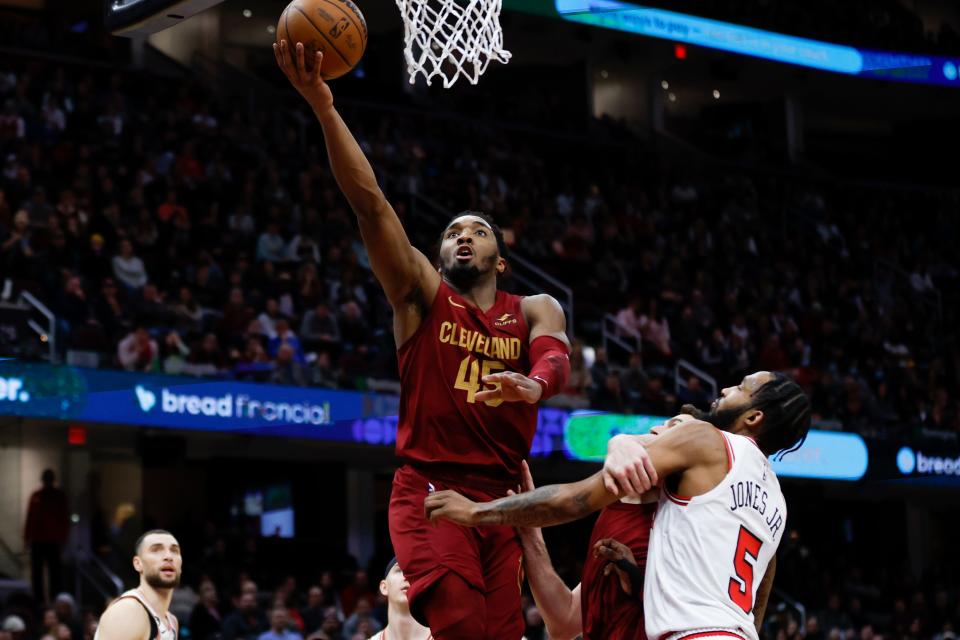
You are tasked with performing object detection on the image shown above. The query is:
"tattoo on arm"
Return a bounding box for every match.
[480,484,598,528]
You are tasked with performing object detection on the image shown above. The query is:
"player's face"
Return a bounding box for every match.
[683,371,773,431]
[134,533,182,590]
[379,563,410,607]
[438,216,504,288]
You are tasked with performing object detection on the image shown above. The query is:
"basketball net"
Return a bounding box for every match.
[395,0,511,88]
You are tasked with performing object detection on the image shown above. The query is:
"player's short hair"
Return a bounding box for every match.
[441,211,508,259]
[135,529,176,556]
[750,373,812,458]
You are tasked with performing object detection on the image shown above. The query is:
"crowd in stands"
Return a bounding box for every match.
[2,52,958,439]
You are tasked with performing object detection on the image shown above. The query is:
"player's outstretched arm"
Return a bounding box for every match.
[753,554,777,633]
[511,461,582,640]
[95,599,151,640]
[425,471,619,528]
[523,530,583,640]
[274,41,438,316]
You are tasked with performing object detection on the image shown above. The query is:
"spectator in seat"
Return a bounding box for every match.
[1,209,35,277]
[267,319,304,362]
[300,304,340,354]
[92,278,131,338]
[341,598,381,640]
[271,343,305,387]
[117,326,159,372]
[79,233,112,284]
[222,591,268,640]
[639,299,672,358]
[257,223,287,263]
[190,580,224,640]
[300,586,326,635]
[338,301,369,350]
[111,239,148,290]
[258,607,302,640]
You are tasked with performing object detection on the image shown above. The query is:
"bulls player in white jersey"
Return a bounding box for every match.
[426,371,811,640]
[96,530,181,640]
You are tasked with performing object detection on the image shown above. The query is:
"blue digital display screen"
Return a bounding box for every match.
[551,0,960,88]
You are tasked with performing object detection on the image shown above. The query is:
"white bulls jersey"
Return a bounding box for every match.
[95,589,178,640]
[645,431,786,640]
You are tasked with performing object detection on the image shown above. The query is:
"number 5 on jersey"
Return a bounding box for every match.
[455,356,505,407]
[728,526,763,614]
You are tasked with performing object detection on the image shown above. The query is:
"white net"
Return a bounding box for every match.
[395,0,512,88]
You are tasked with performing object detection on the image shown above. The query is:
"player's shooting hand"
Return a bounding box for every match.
[424,490,479,526]
[602,435,658,498]
[594,538,639,595]
[273,40,334,114]
[475,372,543,404]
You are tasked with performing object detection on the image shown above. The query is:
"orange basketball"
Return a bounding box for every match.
[277,0,368,80]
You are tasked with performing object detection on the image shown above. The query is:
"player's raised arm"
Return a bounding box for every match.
[511,461,583,640]
[274,41,438,320]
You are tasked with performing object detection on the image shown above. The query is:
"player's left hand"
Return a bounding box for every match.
[475,372,543,404]
[424,490,480,526]
[594,538,639,595]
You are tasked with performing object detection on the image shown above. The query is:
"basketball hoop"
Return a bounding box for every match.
[395,0,511,88]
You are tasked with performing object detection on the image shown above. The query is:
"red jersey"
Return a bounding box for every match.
[396,281,536,481]
[581,502,657,640]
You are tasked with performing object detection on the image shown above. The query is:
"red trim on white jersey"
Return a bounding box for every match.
[720,431,736,471]
[665,489,691,506]
[665,630,748,640]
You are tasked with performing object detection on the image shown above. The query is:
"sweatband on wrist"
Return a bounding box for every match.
[528,335,570,400]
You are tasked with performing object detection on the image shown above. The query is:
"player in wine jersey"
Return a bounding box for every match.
[426,371,810,640]
[95,530,181,640]
[275,42,572,639]
[513,457,655,640]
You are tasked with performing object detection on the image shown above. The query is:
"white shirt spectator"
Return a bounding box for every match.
[112,241,149,289]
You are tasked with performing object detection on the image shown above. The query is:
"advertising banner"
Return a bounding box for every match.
[0,361,867,479]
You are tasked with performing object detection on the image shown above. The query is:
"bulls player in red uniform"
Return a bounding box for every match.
[276,42,572,639]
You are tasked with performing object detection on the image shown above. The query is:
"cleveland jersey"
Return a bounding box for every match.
[645,432,786,640]
[396,281,536,480]
[581,501,656,640]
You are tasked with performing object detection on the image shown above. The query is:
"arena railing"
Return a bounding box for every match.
[674,358,718,403]
[72,546,124,608]
[601,313,643,361]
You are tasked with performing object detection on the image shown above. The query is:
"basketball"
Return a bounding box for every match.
[277,0,368,80]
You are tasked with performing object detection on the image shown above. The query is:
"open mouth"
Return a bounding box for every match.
[456,246,474,262]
